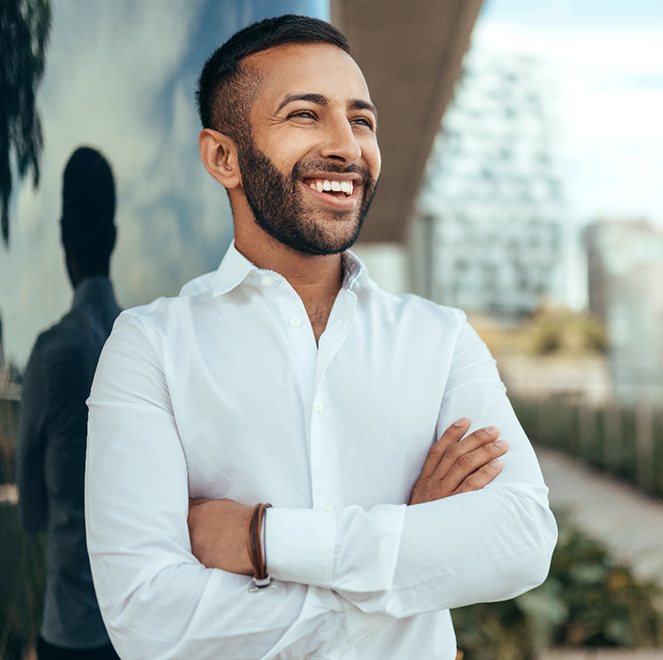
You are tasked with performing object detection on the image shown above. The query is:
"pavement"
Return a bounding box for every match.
[537,447,663,587]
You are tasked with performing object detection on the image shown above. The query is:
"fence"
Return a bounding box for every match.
[514,397,663,498]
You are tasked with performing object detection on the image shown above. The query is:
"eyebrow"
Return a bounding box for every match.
[275,92,378,121]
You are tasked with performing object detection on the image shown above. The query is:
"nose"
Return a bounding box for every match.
[319,115,362,165]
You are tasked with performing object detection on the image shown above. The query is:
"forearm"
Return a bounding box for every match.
[265,482,555,617]
[266,317,558,616]
[86,412,349,660]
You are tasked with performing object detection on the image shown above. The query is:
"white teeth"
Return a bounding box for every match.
[307,179,354,195]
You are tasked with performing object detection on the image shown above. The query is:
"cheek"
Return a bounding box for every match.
[366,145,381,181]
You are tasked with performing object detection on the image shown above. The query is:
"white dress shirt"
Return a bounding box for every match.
[85,243,557,660]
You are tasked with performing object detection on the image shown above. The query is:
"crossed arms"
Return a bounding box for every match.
[85,312,557,659]
[188,420,509,576]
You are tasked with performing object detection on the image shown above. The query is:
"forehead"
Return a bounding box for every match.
[246,42,372,109]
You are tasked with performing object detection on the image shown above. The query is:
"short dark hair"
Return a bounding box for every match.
[60,146,116,278]
[196,14,350,140]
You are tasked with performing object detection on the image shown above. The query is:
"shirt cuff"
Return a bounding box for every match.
[265,508,336,587]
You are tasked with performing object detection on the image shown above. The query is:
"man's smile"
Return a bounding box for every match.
[299,172,363,210]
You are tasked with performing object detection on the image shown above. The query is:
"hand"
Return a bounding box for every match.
[187,498,254,574]
[409,418,507,505]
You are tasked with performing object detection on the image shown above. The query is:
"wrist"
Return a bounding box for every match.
[247,502,273,590]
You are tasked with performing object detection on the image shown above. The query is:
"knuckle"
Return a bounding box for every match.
[445,443,462,460]
[482,443,498,458]
[457,453,474,470]
[463,474,479,490]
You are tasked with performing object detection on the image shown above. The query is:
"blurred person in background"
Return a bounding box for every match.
[17,147,120,660]
[85,15,557,659]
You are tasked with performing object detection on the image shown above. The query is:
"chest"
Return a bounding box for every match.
[162,296,453,508]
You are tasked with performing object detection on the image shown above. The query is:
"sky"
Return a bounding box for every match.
[475,0,663,226]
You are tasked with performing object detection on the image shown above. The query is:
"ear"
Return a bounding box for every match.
[198,128,242,190]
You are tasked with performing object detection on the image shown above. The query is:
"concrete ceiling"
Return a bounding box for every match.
[331,0,483,243]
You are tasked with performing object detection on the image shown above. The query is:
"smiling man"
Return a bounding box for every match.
[85,15,557,659]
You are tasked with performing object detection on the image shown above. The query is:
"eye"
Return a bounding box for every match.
[351,116,375,130]
[288,110,317,121]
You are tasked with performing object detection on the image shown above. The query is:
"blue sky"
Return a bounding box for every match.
[481,0,663,28]
[475,0,663,227]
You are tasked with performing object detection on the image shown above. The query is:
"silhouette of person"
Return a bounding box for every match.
[17,147,121,660]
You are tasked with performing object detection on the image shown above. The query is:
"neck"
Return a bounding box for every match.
[233,216,345,344]
[233,220,344,303]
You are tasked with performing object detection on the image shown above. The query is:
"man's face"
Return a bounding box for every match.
[236,43,381,255]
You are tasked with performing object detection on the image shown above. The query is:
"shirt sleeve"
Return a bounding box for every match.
[16,335,49,533]
[85,312,347,660]
[266,314,558,617]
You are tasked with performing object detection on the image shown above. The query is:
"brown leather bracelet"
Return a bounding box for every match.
[248,502,272,591]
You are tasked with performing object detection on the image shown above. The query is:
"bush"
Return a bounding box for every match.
[453,511,663,660]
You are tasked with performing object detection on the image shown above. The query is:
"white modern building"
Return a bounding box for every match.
[585,219,663,405]
[412,49,566,316]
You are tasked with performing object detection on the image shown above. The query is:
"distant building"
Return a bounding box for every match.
[412,49,566,316]
[585,219,663,404]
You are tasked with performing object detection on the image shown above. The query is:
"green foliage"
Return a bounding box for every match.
[453,512,663,660]
[525,308,607,356]
[0,0,52,243]
[0,503,45,660]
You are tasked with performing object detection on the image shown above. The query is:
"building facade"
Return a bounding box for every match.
[585,219,663,405]
[412,49,566,316]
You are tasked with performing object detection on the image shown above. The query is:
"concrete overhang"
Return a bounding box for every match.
[331,0,483,243]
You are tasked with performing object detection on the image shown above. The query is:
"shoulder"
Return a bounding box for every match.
[361,280,467,332]
[30,317,84,369]
[108,284,214,356]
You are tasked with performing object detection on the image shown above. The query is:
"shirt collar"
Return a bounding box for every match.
[212,242,258,297]
[212,242,370,297]
[341,250,369,291]
[72,276,116,309]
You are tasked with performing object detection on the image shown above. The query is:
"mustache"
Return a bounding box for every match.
[292,159,374,183]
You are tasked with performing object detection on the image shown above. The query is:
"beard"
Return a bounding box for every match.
[236,135,377,256]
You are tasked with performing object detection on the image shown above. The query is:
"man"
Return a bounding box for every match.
[17,147,121,659]
[85,15,556,659]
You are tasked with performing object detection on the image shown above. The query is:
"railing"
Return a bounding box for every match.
[514,397,663,498]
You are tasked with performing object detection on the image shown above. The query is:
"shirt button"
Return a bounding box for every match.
[324,504,335,512]
[313,401,324,413]
[261,275,273,287]
[290,317,302,328]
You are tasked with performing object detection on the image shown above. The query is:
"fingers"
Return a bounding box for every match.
[411,422,509,505]
[418,417,471,480]
[440,431,508,493]
[455,458,504,495]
